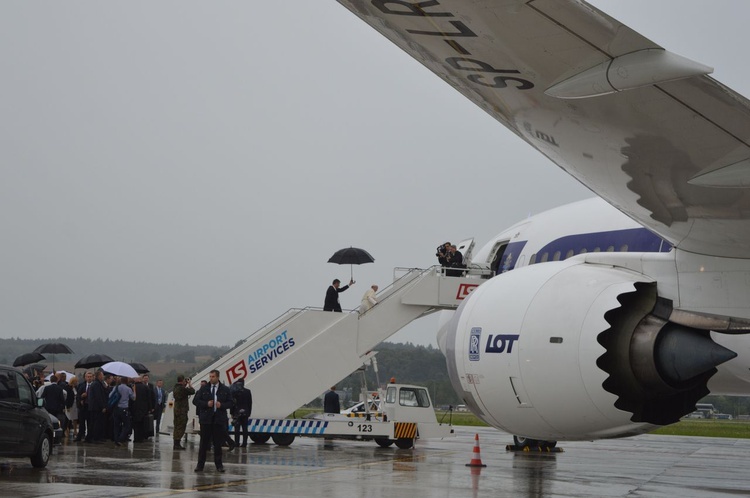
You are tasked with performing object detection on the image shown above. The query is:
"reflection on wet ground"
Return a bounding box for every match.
[1,426,749,497]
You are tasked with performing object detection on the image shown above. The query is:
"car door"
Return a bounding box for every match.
[0,370,22,450]
[13,371,43,454]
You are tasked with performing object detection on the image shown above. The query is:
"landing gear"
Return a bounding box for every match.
[511,435,558,451]
[539,440,557,450]
[513,435,536,449]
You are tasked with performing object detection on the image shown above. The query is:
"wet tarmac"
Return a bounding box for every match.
[0,426,749,497]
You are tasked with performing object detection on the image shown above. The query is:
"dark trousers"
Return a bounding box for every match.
[89,409,105,441]
[234,415,249,445]
[77,407,88,440]
[197,423,226,468]
[133,416,147,442]
[155,409,163,433]
[113,407,131,443]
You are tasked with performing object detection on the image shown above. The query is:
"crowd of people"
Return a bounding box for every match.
[29,367,254,466]
[436,241,465,276]
[33,369,167,445]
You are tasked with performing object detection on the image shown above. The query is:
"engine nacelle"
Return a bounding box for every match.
[440,259,735,441]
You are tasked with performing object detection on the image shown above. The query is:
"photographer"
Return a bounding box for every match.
[172,375,195,450]
[436,241,451,267]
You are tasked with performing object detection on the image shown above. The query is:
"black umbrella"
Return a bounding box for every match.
[33,343,74,370]
[327,247,375,280]
[129,362,150,374]
[13,352,46,367]
[75,353,115,369]
[23,364,48,378]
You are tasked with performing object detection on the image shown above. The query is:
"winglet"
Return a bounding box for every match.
[545,49,713,99]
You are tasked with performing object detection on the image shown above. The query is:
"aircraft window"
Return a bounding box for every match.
[529,254,536,265]
[579,248,587,254]
[594,247,601,252]
[553,251,561,261]
[540,253,549,263]
[607,246,614,252]
[386,387,396,404]
[620,245,628,252]
[565,249,574,259]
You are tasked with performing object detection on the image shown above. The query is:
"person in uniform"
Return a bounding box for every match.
[172,375,195,450]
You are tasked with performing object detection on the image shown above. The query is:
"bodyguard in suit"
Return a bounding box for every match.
[87,369,108,443]
[75,371,94,442]
[132,376,155,442]
[192,369,233,473]
[323,278,355,312]
[154,379,167,433]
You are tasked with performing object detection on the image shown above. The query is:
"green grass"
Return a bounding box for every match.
[650,419,750,438]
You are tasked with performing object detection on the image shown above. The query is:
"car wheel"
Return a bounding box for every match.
[31,433,52,468]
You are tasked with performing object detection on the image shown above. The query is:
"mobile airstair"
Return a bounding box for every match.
[163,266,488,429]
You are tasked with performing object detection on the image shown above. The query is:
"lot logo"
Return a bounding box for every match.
[485,334,520,354]
[456,283,479,300]
[469,327,481,361]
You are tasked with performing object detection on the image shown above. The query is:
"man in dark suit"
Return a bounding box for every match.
[87,369,108,443]
[154,379,167,434]
[40,374,66,426]
[446,244,465,277]
[142,374,157,438]
[324,386,340,414]
[230,378,252,447]
[75,371,93,442]
[323,278,355,312]
[192,369,233,473]
[132,376,155,442]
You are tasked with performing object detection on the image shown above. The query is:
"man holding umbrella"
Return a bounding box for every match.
[324,278,355,312]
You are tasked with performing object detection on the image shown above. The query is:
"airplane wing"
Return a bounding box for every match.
[337,0,750,258]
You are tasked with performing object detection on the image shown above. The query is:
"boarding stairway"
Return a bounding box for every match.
[182,266,488,419]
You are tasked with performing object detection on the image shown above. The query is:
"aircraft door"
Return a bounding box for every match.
[456,238,475,265]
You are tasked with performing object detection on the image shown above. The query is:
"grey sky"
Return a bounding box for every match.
[1,2,747,348]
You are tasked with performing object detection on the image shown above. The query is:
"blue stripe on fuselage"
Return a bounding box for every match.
[531,227,671,263]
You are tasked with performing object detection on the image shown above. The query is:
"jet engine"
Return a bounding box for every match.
[440,259,736,441]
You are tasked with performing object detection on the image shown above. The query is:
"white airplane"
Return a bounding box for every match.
[337,1,750,447]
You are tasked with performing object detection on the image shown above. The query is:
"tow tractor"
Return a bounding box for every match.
[243,380,453,449]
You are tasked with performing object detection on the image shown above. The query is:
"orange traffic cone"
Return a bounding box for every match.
[465,433,487,467]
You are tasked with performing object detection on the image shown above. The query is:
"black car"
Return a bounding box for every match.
[0,365,58,467]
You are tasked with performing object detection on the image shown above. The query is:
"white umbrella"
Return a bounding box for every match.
[101,361,138,378]
[45,370,75,382]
